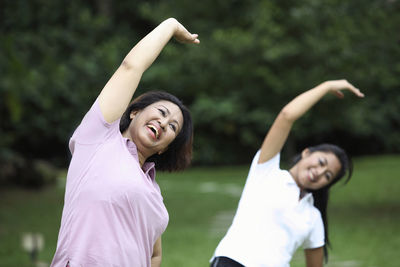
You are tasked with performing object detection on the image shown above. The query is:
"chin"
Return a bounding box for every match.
[301,183,314,191]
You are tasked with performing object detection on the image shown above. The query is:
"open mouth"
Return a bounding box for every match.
[148,124,159,139]
[308,170,316,182]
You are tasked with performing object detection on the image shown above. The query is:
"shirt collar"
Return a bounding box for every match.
[125,137,138,158]
[284,170,298,186]
[124,138,156,181]
[301,192,314,204]
[285,170,313,204]
[143,162,156,180]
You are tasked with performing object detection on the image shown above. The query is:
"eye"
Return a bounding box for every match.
[319,158,324,166]
[169,123,177,132]
[158,109,166,117]
[325,173,332,181]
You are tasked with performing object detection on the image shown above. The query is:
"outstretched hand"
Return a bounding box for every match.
[324,79,365,98]
[169,18,200,44]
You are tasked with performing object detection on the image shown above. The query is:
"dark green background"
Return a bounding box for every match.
[1,0,399,185]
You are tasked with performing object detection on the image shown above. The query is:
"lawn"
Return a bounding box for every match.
[0,154,399,267]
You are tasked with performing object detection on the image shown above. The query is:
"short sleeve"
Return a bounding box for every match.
[69,98,120,153]
[303,211,325,249]
[247,150,281,179]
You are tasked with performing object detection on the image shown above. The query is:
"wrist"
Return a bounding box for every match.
[316,81,331,93]
[163,18,179,32]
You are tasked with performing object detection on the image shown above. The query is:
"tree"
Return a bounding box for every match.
[1,0,399,186]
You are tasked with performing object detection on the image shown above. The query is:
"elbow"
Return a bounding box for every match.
[279,107,296,123]
[120,59,133,70]
[120,59,144,73]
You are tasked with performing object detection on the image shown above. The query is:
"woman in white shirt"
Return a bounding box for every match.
[211,80,364,267]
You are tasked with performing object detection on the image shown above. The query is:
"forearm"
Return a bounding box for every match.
[305,247,324,267]
[258,82,330,163]
[122,18,178,74]
[151,255,162,267]
[98,18,180,123]
[280,82,331,123]
[259,79,362,163]
[151,237,162,267]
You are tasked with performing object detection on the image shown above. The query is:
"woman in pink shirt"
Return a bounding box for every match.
[51,18,199,267]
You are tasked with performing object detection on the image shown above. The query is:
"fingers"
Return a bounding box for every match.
[328,79,365,98]
[351,87,365,98]
[343,80,365,98]
[186,33,200,44]
[192,34,200,44]
[174,21,200,44]
[175,33,200,44]
[333,90,344,98]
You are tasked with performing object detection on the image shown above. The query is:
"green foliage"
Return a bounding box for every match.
[0,0,149,185]
[1,0,399,185]
[139,0,400,163]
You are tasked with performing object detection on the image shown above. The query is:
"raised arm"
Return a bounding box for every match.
[98,18,199,123]
[258,80,364,163]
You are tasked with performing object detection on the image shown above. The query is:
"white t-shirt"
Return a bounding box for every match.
[212,151,324,267]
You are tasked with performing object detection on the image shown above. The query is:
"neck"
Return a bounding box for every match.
[299,190,308,199]
[138,152,146,167]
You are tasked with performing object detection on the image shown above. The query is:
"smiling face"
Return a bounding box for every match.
[289,149,342,191]
[123,100,184,161]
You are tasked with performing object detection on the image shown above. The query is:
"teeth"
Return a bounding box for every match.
[148,125,159,139]
[309,171,315,181]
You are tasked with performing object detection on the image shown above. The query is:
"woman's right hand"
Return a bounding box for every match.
[167,18,200,44]
[322,79,365,98]
[98,18,199,124]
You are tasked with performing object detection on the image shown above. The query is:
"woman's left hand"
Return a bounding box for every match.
[323,79,365,98]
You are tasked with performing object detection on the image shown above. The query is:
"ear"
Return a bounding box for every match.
[130,110,139,119]
[158,147,168,155]
[301,148,311,158]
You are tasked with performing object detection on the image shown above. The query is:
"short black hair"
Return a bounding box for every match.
[120,91,193,171]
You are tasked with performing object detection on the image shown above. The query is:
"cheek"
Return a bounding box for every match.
[130,121,139,133]
[168,132,178,143]
[300,162,311,174]
[161,130,175,144]
[319,179,332,189]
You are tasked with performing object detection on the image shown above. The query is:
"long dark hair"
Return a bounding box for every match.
[292,143,353,262]
[120,91,193,171]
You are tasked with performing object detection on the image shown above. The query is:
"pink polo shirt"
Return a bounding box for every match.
[51,99,169,267]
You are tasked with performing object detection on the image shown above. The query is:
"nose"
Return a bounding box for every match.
[158,119,167,131]
[316,166,328,178]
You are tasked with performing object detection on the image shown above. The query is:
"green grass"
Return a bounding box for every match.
[0,155,399,267]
